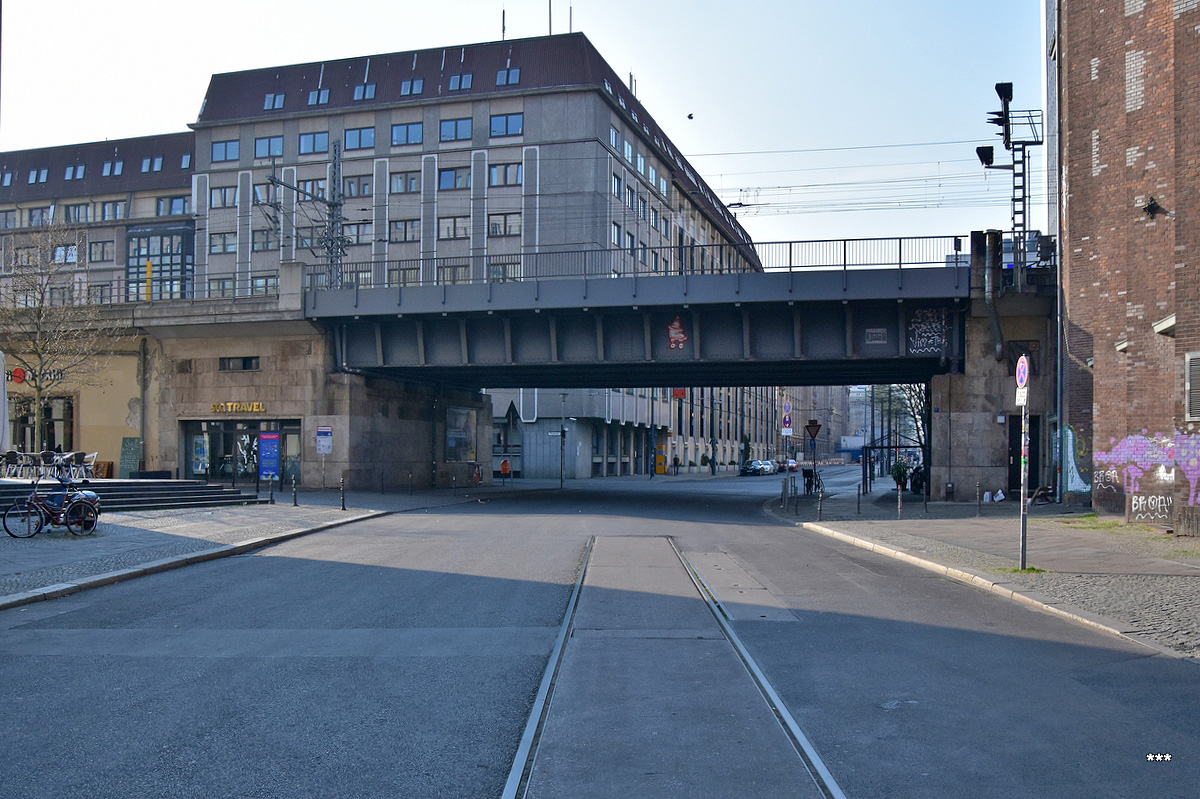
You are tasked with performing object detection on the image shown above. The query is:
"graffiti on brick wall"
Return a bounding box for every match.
[906,308,946,355]
[1064,424,1092,494]
[1089,430,1200,518]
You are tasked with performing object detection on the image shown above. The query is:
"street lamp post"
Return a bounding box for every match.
[559,392,567,489]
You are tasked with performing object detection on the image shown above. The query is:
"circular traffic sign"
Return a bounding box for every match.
[1015,355,1029,388]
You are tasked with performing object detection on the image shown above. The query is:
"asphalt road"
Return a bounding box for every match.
[2,476,1195,798]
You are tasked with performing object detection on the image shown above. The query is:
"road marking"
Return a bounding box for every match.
[670,538,849,799]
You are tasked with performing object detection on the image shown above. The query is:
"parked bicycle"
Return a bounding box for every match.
[3,476,101,538]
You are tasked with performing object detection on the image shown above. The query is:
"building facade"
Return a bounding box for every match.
[0,33,763,488]
[1054,0,1200,530]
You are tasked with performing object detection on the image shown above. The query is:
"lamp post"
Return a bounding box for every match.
[559,392,567,489]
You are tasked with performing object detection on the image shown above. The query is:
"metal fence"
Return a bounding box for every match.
[10,270,284,307]
[304,236,968,291]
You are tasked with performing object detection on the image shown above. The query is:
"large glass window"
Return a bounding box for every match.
[126,229,194,300]
[209,186,238,208]
[489,163,522,187]
[254,136,283,158]
[390,219,419,242]
[298,132,328,154]
[390,171,420,194]
[439,118,472,142]
[489,113,523,137]
[438,216,470,240]
[438,167,471,190]
[10,396,74,453]
[344,127,375,150]
[391,122,422,146]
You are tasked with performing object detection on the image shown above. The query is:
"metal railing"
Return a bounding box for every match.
[5,270,283,307]
[304,236,968,291]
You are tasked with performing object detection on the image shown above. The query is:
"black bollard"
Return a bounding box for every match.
[340,477,346,511]
[268,478,274,505]
[409,470,413,495]
[857,483,861,515]
[292,475,298,507]
[817,486,824,522]
[976,481,982,517]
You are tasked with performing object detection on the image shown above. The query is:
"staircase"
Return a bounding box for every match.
[0,479,269,512]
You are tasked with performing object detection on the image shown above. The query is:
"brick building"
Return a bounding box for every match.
[1054,0,1200,530]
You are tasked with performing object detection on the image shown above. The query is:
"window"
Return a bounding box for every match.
[610,127,619,149]
[263,93,285,110]
[28,207,51,226]
[489,163,522,187]
[125,231,193,301]
[400,78,424,95]
[89,240,114,262]
[212,140,239,162]
[251,275,279,296]
[64,204,90,223]
[1,172,10,187]
[612,173,622,197]
[651,208,660,230]
[52,245,78,264]
[0,210,16,229]
[659,176,668,195]
[294,227,319,249]
[28,168,47,184]
[440,118,472,142]
[64,164,85,180]
[391,122,422,146]
[648,165,657,185]
[626,186,636,210]
[251,183,276,205]
[219,357,260,372]
[307,88,329,105]
[343,223,373,245]
[102,160,124,176]
[299,132,328,154]
[297,179,325,199]
[344,127,375,150]
[661,218,670,239]
[209,233,237,254]
[390,219,419,242]
[448,73,472,91]
[438,167,471,190]
[639,197,648,221]
[208,278,234,298]
[496,67,520,86]
[343,176,371,197]
[181,154,192,169]
[438,215,470,239]
[142,156,163,172]
[254,136,283,158]
[156,196,189,216]
[624,140,633,162]
[487,212,521,237]
[251,229,279,251]
[101,201,126,221]
[353,83,375,101]
[210,186,238,208]
[489,113,523,137]
[611,222,621,246]
[390,171,420,194]
[636,154,645,175]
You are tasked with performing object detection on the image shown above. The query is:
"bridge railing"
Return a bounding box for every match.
[302,236,969,291]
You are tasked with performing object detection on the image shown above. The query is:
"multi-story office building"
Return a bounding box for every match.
[0,33,777,487]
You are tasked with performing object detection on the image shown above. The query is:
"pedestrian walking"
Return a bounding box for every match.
[672,455,680,476]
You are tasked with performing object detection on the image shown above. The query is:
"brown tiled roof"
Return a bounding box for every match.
[0,132,194,204]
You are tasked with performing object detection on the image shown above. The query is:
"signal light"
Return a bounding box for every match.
[976,146,995,167]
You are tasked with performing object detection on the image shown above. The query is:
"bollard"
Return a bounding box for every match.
[408,470,413,495]
[268,478,274,505]
[897,482,903,520]
[857,483,862,515]
[292,475,298,507]
[976,481,982,517]
[453,474,457,496]
[817,486,824,522]
[340,477,346,511]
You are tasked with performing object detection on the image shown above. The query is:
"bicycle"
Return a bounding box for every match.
[3,476,101,538]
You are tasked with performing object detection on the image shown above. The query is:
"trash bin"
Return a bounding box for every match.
[945,481,955,501]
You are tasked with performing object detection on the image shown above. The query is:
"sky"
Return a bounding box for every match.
[0,0,1046,243]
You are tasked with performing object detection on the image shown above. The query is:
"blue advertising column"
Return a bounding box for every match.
[258,432,280,481]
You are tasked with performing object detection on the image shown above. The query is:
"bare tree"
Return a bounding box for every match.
[894,383,928,452]
[0,216,132,451]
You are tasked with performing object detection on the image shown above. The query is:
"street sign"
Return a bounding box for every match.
[1016,354,1029,388]
[805,423,822,440]
[1015,386,1028,406]
[783,401,792,414]
[315,426,333,455]
[782,427,793,436]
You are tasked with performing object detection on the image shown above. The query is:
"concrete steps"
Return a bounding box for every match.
[0,479,268,512]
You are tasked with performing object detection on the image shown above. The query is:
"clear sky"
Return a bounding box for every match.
[0,0,1046,243]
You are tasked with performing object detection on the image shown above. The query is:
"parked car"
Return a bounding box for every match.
[739,461,760,476]
[761,460,777,475]
[786,459,798,472]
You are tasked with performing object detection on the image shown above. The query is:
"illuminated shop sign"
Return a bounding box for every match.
[211,401,266,413]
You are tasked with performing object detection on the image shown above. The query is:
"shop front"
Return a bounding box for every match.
[181,418,302,485]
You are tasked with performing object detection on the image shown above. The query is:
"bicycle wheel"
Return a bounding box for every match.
[4,502,44,538]
[64,502,99,535]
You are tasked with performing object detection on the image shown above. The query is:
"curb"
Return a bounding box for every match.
[762,499,1196,663]
[0,510,388,612]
